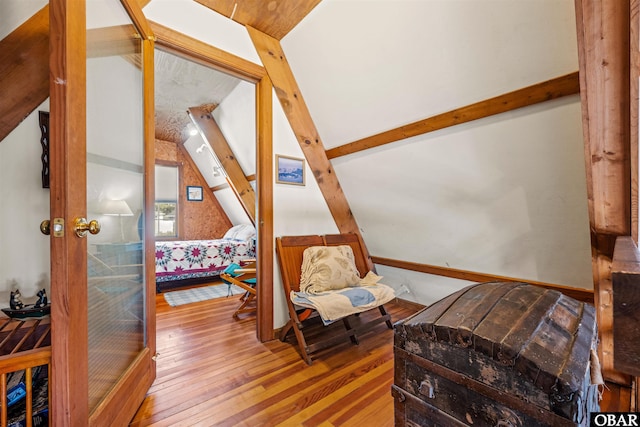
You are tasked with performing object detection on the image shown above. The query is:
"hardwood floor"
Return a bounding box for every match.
[131,286,631,426]
[130,287,419,426]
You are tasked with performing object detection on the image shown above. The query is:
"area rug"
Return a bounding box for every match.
[163,284,245,307]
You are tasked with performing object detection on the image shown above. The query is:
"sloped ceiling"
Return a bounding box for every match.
[194,0,322,40]
[155,49,241,142]
[1,0,319,144]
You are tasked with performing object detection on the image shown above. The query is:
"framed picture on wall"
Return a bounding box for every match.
[276,155,305,186]
[186,185,203,201]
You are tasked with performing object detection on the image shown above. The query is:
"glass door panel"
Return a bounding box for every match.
[86,1,145,412]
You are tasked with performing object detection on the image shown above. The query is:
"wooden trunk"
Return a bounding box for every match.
[393,282,600,427]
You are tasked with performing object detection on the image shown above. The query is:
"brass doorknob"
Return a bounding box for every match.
[74,217,101,238]
[40,220,50,235]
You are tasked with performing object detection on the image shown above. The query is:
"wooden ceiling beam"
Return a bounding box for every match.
[188,106,256,223]
[326,72,581,160]
[0,5,49,143]
[194,0,322,40]
[0,0,150,144]
[247,26,364,241]
[150,21,265,83]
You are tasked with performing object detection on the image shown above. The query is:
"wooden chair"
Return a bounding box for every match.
[220,260,257,318]
[275,233,393,364]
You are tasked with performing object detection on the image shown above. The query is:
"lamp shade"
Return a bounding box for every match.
[102,199,134,216]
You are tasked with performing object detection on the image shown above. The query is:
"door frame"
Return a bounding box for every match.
[49,0,156,425]
[151,23,274,342]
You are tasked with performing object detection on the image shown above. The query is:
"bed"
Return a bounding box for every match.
[154,224,256,293]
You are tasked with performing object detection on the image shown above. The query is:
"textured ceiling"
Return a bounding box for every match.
[155,49,241,142]
[152,0,322,140]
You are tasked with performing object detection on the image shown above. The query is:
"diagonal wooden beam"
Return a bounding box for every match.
[326,72,581,159]
[246,26,364,240]
[0,5,49,143]
[150,21,265,83]
[188,106,256,223]
[0,0,151,144]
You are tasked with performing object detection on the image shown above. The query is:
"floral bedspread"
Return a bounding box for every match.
[155,239,255,283]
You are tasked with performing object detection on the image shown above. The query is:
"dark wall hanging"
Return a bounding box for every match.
[38,111,49,189]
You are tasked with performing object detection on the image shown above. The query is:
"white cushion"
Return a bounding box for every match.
[223,224,256,241]
[299,245,361,294]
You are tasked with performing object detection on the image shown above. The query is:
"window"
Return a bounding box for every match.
[154,201,176,237]
[155,164,179,238]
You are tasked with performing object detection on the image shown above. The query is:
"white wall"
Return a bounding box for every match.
[0,0,335,326]
[0,0,50,302]
[0,1,144,301]
[212,82,340,326]
[284,0,580,146]
[1,0,595,326]
[0,99,51,300]
[143,0,260,65]
[282,0,593,306]
[0,0,47,40]
[271,90,339,326]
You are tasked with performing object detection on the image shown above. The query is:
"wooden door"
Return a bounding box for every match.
[49,1,156,425]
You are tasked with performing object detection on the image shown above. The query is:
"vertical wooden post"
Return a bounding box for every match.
[631,0,640,407]
[49,0,90,424]
[256,75,274,341]
[575,0,631,384]
[632,0,640,245]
